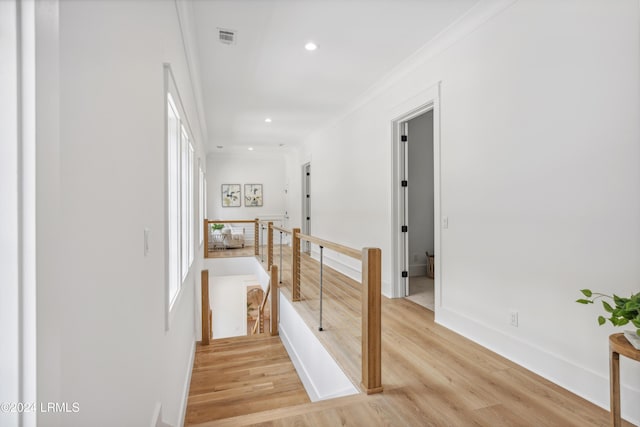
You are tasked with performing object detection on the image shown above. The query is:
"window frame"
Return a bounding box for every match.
[164,64,197,329]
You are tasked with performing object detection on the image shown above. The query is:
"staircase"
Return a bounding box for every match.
[185,334,310,426]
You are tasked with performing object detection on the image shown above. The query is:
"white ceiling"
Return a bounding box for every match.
[190,0,480,152]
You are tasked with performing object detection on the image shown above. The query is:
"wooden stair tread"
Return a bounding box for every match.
[185,333,310,425]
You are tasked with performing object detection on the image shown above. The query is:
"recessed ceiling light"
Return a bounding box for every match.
[248,147,254,151]
[216,145,224,149]
[304,41,318,51]
[265,118,272,123]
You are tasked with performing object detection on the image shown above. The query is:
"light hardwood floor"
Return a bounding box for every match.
[191,244,632,427]
[185,334,310,425]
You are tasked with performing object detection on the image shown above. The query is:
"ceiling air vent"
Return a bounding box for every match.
[218,28,236,45]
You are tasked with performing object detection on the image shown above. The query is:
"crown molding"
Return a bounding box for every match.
[315,0,518,137]
[174,0,209,152]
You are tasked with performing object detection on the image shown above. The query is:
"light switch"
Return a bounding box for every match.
[443,217,449,229]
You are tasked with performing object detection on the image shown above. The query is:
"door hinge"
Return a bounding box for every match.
[401,225,408,232]
[306,217,310,221]
[306,194,310,198]
[402,271,408,278]
[306,172,310,176]
[401,135,408,142]
[401,180,408,187]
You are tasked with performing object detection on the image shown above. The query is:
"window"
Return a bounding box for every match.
[199,166,205,245]
[165,66,196,313]
[167,94,181,304]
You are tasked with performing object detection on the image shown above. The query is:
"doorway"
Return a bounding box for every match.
[390,85,441,308]
[402,111,435,310]
[302,162,311,253]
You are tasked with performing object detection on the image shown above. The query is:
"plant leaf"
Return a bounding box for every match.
[602,301,614,313]
[598,316,606,326]
[580,289,593,298]
[613,294,628,308]
[576,299,592,304]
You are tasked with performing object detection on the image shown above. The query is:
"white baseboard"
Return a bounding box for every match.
[409,263,427,277]
[436,307,640,426]
[177,340,196,427]
[150,403,174,427]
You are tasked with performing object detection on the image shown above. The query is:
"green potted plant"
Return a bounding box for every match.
[211,223,224,232]
[576,289,640,349]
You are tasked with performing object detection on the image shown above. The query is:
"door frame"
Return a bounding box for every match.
[301,162,311,253]
[390,83,442,307]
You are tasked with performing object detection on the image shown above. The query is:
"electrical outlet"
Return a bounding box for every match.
[509,310,518,327]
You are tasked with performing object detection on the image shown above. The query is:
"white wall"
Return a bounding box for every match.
[207,151,287,222]
[407,110,434,276]
[279,295,359,401]
[0,3,20,426]
[37,1,207,426]
[294,0,640,423]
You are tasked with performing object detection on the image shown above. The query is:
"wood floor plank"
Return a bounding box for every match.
[185,335,310,425]
[187,246,633,427]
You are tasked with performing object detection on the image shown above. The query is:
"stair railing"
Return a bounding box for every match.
[200,270,213,345]
[250,265,279,336]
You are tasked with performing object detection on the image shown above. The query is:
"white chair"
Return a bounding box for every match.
[222,225,245,249]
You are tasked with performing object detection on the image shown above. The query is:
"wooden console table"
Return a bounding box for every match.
[609,333,640,427]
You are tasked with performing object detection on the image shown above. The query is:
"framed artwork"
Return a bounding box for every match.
[244,184,263,207]
[221,184,241,207]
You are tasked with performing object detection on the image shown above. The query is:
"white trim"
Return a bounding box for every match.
[389,83,441,301]
[164,64,171,331]
[177,340,196,427]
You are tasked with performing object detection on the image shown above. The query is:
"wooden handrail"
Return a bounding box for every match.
[207,219,256,224]
[272,225,292,234]
[255,284,270,334]
[201,270,212,345]
[297,232,362,260]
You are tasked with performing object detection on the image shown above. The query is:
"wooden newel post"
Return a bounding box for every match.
[254,218,259,256]
[201,270,211,345]
[270,265,279,336]
[203,219,209,259]
[268,222,274,269]
[361,247,383,394]
[292,228,301,301]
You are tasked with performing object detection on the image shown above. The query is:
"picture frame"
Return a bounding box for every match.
[244,184,263,207]
[221,184,241,207]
